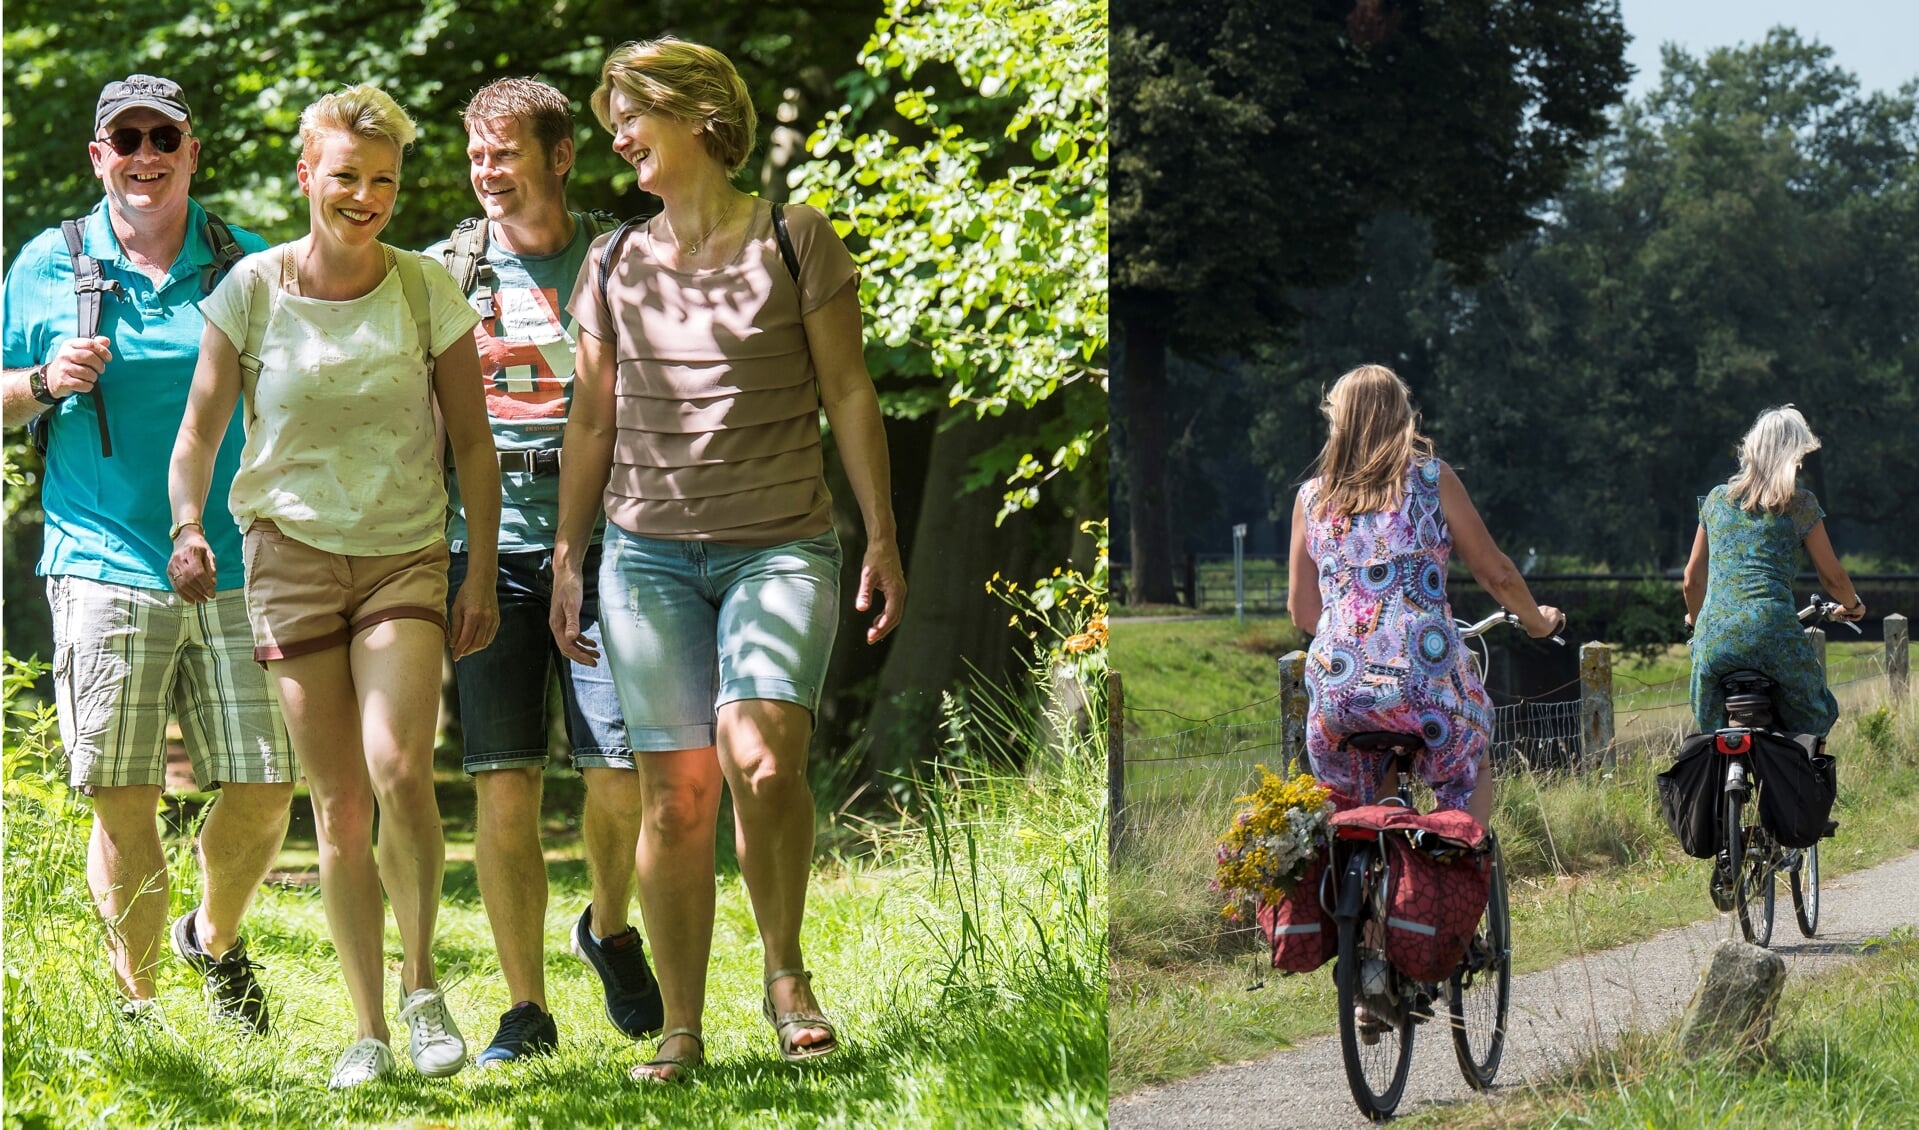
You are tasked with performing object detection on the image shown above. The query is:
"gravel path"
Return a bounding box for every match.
[1112,847,1919,1129]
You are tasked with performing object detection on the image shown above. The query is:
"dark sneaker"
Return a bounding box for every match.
[477,1001,559,1066]
[570,907,664,1038]
[1709,853,1736,912]
[171,909,269,1033]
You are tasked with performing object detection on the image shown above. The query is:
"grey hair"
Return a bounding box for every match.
[1727,405,1820,514]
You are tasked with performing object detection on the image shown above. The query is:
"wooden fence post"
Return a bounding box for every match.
[1887,613,1910,702]
[1579,641,1615,769]
[1278,651,1308,776]
[1805,625,1827,685]
[1107,669,1125,863]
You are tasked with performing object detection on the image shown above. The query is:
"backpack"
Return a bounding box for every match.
[28,211,246,457]
[441,209,620,316]
[235,243,434,386]
[596,200,803,314]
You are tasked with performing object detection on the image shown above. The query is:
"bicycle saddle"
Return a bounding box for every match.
[1718,669,1777,727]
[1339,731,1425,755]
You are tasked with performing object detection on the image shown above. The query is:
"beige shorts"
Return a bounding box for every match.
[242,521,449,662]
[48,575,294,792]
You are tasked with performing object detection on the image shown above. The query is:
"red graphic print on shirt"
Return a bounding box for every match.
[475,285,573,422]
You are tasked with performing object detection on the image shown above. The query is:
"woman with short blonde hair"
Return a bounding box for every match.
[169,82,498,1089]
[1684,405,1865,735]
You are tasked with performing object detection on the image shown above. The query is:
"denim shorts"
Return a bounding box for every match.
[598,525,843,752]
[447,544,633,774]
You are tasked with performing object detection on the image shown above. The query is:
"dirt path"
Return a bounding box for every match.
[1111,847,1919,1129]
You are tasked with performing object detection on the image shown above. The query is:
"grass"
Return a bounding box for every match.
[1108,617,1306,739]
[1402,928,1919,1129]
[1109,665,1919,1096]
[1,657,1107,1128]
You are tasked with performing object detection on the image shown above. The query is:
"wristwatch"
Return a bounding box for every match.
[28,364,59,406]
[168,518,205,541]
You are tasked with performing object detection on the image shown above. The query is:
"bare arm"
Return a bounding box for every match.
[1286,490,1320,636]
[2,338,113,428]
[434,334,500,659]
[809,282,906,644]
[165,323,243,602]
[1437,462,1562,638]
[550,325,620,665]
[1681,525,1709,625]
[1803,519,1865,621]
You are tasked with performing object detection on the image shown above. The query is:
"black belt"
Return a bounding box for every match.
[498,449,562,475]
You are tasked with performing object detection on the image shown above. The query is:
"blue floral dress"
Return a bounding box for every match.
[1689,484,1838,735]
[1300,459,1491,810]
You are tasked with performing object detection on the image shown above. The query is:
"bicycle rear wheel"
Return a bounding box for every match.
[1790,841,1820,937]
[1335,850,1415,1121]
[1726,786,1775,946]
[1450,835,1510,1089]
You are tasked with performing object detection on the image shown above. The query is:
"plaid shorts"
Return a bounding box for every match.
[49,575,295,792]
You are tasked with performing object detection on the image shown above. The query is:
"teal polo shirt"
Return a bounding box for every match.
[2,198,269,590]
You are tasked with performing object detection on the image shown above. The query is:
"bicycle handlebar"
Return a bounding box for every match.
[1798,594,1864,635]
[1457,609,1565,646]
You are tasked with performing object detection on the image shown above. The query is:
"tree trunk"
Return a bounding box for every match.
[860,403,1072,780]
[1123,316,1176,603]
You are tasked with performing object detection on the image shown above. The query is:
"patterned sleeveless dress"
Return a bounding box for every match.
[1688,484,1838,735]
[1300,458,1492,810]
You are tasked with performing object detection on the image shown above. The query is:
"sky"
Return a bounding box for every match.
[1619,0,1919,101]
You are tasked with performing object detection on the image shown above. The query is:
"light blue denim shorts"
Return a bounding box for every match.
[598,524,843,751]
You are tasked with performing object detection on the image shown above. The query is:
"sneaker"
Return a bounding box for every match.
[476,1001,558,1066]
[398,987,468,1078]
[571,907,665,1038]
[328,1037,395,1089]
[171,909,269,1033]
[1709,853,1736,912]
[118,998,162,1025]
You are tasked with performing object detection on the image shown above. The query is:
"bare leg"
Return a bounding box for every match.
[270,647,387,1041]
[87,785,168,1000]
[474,766,547,1008]
[716,699,829,1050]
[352,619,449,997]
[1467,752,1494,829]
[582,766,643,937]
[632,746,722,1079]
[194,781,295,956]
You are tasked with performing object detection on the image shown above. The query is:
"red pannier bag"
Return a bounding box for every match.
[1329,805,1493,984]
[1255,846,1334,973]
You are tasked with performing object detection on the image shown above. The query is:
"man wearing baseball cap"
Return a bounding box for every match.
[2,74,296,1031]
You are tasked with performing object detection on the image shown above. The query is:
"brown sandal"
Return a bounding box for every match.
[762,968,839,1062]
[630,1027,703,1083]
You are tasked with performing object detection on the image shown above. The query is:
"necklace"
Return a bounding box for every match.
[669,194,738,256]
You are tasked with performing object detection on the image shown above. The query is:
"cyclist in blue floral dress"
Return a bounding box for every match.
[1683,406,1865,735]
[1288,365,1563,828]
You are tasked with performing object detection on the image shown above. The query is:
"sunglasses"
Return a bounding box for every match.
[97,124,187,156]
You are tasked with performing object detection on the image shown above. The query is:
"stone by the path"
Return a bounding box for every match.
[1674,938,1786,1058]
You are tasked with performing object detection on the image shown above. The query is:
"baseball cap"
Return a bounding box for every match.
[95,74,193,132]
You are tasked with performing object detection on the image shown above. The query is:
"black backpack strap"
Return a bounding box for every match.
[60,218,119,457]
[771,202,800,283]
[596,215,648,354]
[199,211,246,296]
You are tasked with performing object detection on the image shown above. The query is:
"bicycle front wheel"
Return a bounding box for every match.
[1450,834,1510,1089]
[1791,841,1820,937]
[1335,850,1414,1122]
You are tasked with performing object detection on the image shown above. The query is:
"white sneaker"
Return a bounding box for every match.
[328,1037,395,1089]
[399,987,467,1077]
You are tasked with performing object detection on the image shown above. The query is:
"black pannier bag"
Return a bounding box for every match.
[1657,732,1722,858]
[1751,730,1838,849]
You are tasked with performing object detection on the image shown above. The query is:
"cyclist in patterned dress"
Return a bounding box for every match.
[1287,365,1563,827]
[1682,405,1865,734]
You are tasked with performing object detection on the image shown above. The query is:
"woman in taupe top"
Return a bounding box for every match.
[550,37,906,1082]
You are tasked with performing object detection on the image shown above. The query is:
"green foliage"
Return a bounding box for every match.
[790,0,1107,521]
[1613,580,1692,665]
[1859,705,1897,758]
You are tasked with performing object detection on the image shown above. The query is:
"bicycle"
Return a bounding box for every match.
[1709,595,1854,945]
[1327,609,1559,1121]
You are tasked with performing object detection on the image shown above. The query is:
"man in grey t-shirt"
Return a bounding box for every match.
[426,77,660,1064]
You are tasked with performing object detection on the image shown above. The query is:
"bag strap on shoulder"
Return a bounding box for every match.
[442,217,493,318]
[391,248,436,373]
[200,212,246,297]
[771,202,800,283]
[60,218,119,457]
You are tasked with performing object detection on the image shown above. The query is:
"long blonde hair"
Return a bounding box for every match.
[1726,405,1819,514]
[1310,364,1434,519]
